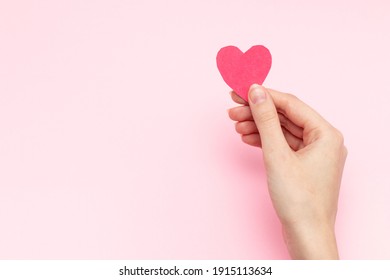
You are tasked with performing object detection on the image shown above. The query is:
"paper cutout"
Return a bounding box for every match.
[216,45,272,102]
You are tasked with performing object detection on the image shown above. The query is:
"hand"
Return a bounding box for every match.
[228,84,347,259]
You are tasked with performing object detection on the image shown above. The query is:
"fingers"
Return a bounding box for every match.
[282,127,304,151]
[230,91,248,105]
[229,86,327,153]
[241,133,261,147]
[234,119,304,150]
[236,120,303,150]
[229,97,305,139]
[267,88,329,139]
[278,112,303,139]
[230,106,304,151]
[235,121,257,135]
[228,106,253,121]
[230,108,304,138]
[248,84,290,155]
[230,87,325,129]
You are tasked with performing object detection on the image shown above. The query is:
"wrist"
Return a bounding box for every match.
[282,221,339,260]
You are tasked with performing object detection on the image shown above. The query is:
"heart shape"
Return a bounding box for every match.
[216,45,272,102]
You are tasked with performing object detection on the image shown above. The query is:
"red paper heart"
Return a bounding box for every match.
[216,45,272,102]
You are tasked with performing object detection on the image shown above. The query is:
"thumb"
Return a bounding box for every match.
[248,84,289,155]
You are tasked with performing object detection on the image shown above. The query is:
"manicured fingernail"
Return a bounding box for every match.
[249,84,266,104]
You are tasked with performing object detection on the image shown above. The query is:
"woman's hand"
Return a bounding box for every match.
[228,84,347,259]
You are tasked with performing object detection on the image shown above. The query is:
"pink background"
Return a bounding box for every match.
[0,0,389,259]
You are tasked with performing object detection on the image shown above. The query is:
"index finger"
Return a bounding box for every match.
[267,88,330,133]
[230,91,248,105]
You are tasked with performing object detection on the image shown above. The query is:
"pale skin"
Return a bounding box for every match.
[228,84,347,259]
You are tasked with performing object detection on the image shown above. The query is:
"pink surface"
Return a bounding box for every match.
[0,0,389,259]
[217,45,272,101]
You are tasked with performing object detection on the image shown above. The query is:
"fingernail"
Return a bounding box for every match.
[249,84,266,104]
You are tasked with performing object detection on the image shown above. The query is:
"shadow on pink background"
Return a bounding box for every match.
[0,0,389,259]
